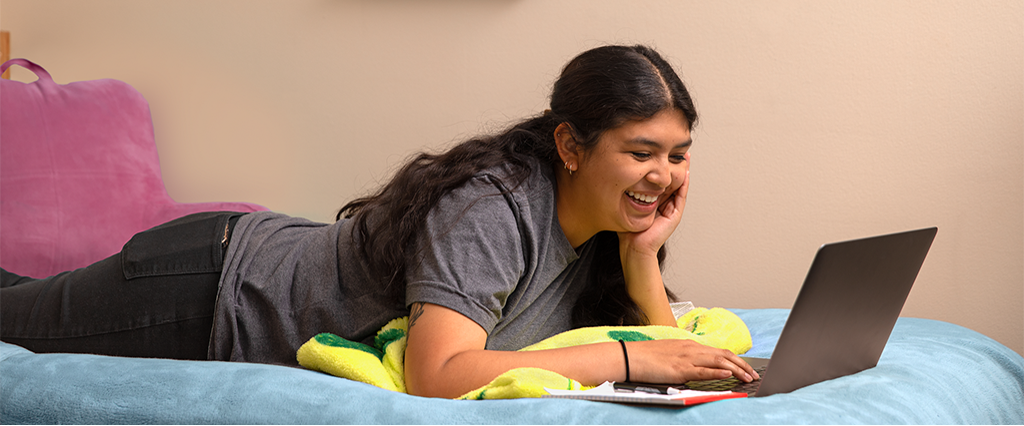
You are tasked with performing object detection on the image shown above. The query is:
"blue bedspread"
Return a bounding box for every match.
[3,309,1022,424]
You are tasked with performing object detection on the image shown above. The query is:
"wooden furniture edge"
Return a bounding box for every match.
[1,30,10,79]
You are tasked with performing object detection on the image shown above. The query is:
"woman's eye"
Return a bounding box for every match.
[670,155,687,163]
[631,152,652,160]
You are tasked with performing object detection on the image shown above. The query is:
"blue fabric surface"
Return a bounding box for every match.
[2,309,1022,424]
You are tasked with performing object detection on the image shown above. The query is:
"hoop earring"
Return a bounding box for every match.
[564,161,574,176]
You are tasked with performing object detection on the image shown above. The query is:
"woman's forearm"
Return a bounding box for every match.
[406,342,628,398]
[620,250,677,327]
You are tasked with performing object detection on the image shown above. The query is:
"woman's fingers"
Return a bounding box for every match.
[658,154,690,218]
[678,152,691,203]
[632,339,760,384]
[718,354,759,382]
[689,366,738,381]
[681,353,757,383]
[720,351,760,382]
[670,152,691,214]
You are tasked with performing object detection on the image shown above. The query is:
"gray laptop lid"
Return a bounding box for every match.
[755,227,937,397]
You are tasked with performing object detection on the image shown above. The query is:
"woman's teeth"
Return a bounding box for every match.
[626,190,658,205]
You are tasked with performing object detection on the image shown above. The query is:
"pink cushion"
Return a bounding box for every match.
[1,59,267,278]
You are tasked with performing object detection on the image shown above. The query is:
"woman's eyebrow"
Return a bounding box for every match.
[627,138,693,149]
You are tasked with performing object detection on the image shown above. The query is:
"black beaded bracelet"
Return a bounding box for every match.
[618,339,630,382]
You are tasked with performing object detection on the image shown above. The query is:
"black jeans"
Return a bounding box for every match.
[1,211,244,360]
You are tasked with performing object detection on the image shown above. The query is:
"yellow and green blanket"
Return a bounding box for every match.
[296,307,751,400]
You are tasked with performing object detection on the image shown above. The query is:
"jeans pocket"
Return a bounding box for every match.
[121,212,241,279]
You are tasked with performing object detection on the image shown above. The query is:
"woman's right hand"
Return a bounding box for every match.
[624,339,760,384]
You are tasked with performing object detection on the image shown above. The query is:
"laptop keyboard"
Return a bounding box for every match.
[682,365,768,396]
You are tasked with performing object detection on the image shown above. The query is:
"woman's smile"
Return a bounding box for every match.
[626,190,660,205]
[624,190,662,218]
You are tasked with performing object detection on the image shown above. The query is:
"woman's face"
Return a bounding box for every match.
[565,108,692,240]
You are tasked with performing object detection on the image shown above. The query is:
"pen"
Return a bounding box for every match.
[613,382,681,395]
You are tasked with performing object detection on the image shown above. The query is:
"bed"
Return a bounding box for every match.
[3,309,1022,424]
[2,59,1023,424]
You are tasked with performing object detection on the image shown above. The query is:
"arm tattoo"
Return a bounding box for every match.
[409,303,425,329]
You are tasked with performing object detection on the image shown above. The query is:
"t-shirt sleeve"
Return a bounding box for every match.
[403,174,526,334]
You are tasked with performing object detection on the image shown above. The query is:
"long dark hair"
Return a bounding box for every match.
[338,45,698,327]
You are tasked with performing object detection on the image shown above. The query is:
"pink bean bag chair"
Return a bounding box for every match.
[1,59,267,278]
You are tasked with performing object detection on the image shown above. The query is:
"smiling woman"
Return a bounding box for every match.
[1,44,758,399]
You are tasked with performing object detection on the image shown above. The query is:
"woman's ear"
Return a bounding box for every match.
[554,122,581,173]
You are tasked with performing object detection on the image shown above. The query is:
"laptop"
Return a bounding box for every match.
[682,227,938,397]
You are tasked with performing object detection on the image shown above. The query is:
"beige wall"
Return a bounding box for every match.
[2,0,1021,355]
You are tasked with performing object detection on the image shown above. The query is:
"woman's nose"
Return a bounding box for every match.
[646,161,673,188]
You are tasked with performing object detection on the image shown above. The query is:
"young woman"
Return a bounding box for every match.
[1,44,758,398]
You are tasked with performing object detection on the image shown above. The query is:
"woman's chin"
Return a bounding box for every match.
[617,216,656,234]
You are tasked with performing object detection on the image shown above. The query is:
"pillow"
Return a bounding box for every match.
[0,59,266,278]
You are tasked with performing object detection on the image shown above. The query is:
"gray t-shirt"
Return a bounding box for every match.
[209,161,595,365]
